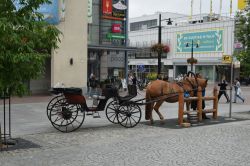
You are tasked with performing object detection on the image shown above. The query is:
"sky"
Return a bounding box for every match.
[129,0,238,18]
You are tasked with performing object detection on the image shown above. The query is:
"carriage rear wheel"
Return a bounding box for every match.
[117,104,141,128]
[46,95,65,120]
[49,98,85,132]
[105,100,120,124]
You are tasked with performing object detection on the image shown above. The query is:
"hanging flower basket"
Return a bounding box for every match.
[187,57,198,64]
[151,44,170,54]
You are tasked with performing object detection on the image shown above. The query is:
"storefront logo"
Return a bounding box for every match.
[113,0,127,10]
[112,24,121,33]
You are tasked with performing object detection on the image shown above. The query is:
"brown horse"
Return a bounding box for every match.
[145,76,208,124]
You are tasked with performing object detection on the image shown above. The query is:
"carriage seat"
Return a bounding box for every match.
[118,94,136,102]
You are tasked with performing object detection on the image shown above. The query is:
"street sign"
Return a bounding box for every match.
[222,55,232,64]
[137,64,145,72]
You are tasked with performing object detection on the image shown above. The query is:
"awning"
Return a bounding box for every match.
[88,44,137,52]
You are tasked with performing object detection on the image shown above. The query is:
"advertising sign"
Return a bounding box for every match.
[106,33,125,39]
[88,0,93,23]
[102,0,112,15]
[112,24,121,33]
[102,0,127,19]
[107,54,125,68]
[176,29,223,53]
[14,0,60,24]
[222,55,232,64]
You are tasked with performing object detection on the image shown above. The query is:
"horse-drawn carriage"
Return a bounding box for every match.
[47,72,214,132]
[46,85,142,132]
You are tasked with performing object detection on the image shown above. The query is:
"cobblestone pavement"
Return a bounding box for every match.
[1,113,250,166]
[1,86,250,165]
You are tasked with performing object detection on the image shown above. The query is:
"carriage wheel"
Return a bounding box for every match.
[105,100,120,124]
[46,95,65,120]
[117,104,141,128]
[49,99,85,132]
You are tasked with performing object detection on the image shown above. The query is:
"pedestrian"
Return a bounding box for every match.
[127,73,133,95]
[89,74,98,98]
[121,77,127,92]
[233,78,245,103]
[131,73,137,96]
[218,79,230,103]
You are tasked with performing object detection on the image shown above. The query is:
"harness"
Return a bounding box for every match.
[176,77,199,97]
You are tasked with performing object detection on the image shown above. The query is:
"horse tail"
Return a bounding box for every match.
[145,90,152,120]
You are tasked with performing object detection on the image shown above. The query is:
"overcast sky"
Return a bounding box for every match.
[129,0,238,18]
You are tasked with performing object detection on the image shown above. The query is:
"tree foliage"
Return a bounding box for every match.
[235,0,250,77]
[0,0,61,96]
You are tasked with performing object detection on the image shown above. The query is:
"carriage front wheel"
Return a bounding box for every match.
[117,104,141,128]
[49,98,85,132]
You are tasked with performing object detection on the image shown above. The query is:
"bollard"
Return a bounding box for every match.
[0,123,2,149]
[178,90,184,125]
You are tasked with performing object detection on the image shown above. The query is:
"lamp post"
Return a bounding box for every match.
[156,14,172,74]
[158,14,162,74]
[186,39,198,72]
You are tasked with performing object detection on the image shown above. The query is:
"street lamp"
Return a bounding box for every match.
[157,14,172,74]
[186,39,199,72]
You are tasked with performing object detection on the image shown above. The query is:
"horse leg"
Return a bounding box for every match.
[149,102,155,125]
[153,100,165,124]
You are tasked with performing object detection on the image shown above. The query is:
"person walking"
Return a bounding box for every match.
[218,79,230,103]
[89,74,98,98]
[127,73,133,95]
[121,77,127,92]
[233,78,245,103]
[131,73,137,96]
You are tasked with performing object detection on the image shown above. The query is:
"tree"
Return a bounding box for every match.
[235,0,250,77]
[0,0,61,96]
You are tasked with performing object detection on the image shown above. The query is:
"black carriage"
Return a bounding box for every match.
[46,85,142,132]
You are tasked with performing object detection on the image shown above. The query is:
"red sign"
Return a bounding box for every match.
[112,24,121,33]
[102,0,112,15]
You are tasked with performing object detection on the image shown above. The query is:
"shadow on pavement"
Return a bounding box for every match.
[140,112,250,129]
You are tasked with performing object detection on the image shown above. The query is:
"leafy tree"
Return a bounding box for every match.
[235,0,250,77]
[0,0,61,96]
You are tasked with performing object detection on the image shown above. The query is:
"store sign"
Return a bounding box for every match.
[88,0,93,23]
[112,24,121,33]
[107,54,125,68]
[14,0,60,24]
[107,33,125,39]
[102,0,112,15]
[102,0,127,18]
[222,55,232,64]
[176,30,223,53]
[234,42,243,49]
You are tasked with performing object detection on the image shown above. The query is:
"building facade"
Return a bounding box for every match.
[88,0,133,83]
[128,12,236,83]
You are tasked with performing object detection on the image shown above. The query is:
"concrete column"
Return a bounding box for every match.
[51,0,87,89]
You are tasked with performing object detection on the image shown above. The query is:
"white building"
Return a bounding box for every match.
[128,12,236,83]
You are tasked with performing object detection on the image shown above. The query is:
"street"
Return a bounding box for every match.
[1,85,250,166]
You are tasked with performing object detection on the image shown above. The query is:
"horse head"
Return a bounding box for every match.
[182,76,208,92]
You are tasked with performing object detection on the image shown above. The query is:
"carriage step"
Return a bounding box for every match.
[93,112,101,118]
[86,112,93,116]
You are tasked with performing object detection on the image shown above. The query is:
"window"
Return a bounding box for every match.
[130,19,157,31]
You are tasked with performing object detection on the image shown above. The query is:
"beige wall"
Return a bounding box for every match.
[51,0,87,89]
